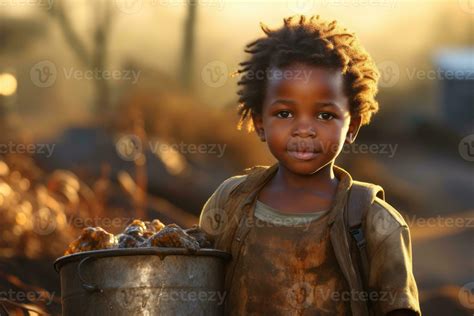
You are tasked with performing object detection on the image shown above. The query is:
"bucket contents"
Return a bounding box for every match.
[65,219,211,255]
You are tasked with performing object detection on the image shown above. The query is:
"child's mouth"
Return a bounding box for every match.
[287,150,319,161]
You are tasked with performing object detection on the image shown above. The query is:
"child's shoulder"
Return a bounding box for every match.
[349,178,409,233]
[364,194,411,247]
[199,174,248,237]
[213,164,273,198]
[204,165,275,212]
[371,197,408,229]
[215,174,248,197]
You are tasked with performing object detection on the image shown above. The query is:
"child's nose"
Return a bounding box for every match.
[291,119,316,138]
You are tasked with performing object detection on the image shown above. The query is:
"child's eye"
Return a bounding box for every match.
[276,111,293,119]
[317,112,335,121]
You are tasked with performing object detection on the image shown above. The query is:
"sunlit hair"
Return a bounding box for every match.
[235,15,380,132]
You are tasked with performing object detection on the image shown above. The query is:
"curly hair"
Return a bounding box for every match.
[236,15,380,132]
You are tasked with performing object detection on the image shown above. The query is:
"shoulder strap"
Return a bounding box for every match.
[346,181,384,299]
[347,181,384,230]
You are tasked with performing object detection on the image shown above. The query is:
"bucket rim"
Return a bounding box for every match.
[54,247,231,272]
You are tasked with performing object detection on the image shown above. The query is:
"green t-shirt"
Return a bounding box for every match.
[254,200,329,226]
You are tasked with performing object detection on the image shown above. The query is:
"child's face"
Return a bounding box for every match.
[252,62,361,175]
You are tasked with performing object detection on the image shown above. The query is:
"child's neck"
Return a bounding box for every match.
[273,162,339,196]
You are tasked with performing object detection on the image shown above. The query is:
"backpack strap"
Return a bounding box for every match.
[346,181,384,301]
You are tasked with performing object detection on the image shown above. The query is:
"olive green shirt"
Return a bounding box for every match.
[254,199,329,226]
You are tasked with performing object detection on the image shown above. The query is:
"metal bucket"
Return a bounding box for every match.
[54,248,231,316]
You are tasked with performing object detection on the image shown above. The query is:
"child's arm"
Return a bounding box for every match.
[365,198,421,316]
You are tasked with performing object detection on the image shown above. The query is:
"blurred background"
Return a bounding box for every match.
[0,0,473,314]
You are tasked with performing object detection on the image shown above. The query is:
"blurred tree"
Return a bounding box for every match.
[179,1,197,91]
[47,0,114,117]
[0,15,47,137]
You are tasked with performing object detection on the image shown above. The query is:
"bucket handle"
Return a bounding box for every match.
[77,256,102,293]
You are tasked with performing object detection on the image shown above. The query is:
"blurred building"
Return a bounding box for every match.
[434,48,474,135]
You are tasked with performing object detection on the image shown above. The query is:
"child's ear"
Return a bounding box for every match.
[251,113,266,142]
[345,115,362,144]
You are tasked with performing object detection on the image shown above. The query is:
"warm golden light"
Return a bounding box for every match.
[153,142,187,175]
[0,73,17,96]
